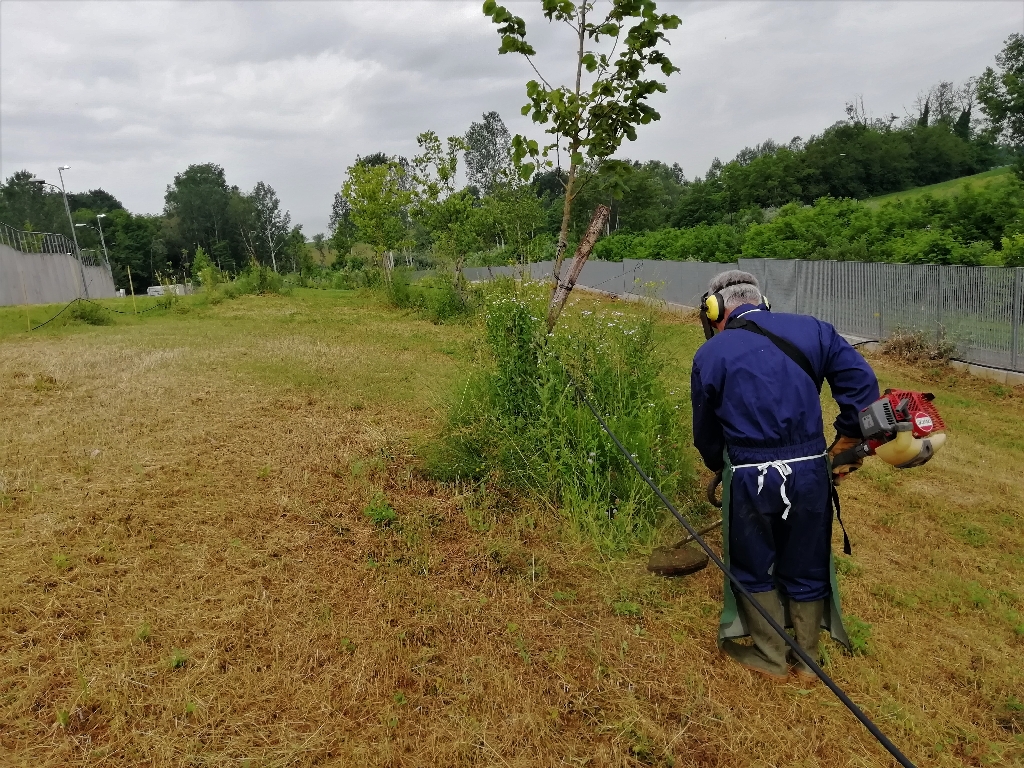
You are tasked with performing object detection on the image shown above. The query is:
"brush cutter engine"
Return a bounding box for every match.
[834,389,947,470]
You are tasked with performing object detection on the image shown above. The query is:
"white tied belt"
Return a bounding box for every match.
[731,452,827,520]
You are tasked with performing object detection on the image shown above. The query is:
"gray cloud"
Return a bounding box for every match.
[1,1,1019,234]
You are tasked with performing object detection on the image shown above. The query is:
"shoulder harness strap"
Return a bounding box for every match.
[726,316,823,394]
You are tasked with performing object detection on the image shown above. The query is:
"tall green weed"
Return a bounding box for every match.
[382,269,473,324]
[430,282,692,552]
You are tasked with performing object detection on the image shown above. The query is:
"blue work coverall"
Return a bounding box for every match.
[690,304,878,632]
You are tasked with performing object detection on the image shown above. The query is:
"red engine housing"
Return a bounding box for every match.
[885,389,945,437]
[863,389,945,454]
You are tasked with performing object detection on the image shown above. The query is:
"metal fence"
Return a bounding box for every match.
[463,258,1024,373]
[0,221,79,256]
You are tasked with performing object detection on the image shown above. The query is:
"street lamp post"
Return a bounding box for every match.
[57,166,88,299]
[30,169,89,299]
[76,216,116,290]
[77,214,112,265]
[95,213,110,264]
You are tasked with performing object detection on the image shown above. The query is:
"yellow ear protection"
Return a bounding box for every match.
[702,291,725,323]
[699,282,768,341]
[699,291,723,339]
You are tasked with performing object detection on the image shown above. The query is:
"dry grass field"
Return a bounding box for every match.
[1,288,1022,767]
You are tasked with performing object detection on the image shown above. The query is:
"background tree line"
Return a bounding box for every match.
[327,34,1019,272]
[0,164,305,292]
[3,31,1023,289]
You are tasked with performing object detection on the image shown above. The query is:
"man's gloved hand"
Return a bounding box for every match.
[829,434,864,485]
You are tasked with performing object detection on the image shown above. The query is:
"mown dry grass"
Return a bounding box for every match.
[1,288,1022,767]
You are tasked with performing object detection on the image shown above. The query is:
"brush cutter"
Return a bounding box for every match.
[649,390,946,578]
[832,389,947,471]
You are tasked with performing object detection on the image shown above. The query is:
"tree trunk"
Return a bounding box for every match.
[551,164,578,291]
[545,204,610,332]
[551,8,587,295]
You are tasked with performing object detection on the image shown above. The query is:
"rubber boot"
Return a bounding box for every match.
[720,589,789,680]
[788,598,825,683]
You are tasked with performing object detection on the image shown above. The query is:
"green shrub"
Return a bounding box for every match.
[429,281,692,553]
[154,276,181,309]
[330,269,361,290]
[380,269,473,324]
[191,245,226,287]
[65,300,113,326]
[234,263,285,295]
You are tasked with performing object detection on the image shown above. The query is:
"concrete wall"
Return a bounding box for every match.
[0,244,116,306]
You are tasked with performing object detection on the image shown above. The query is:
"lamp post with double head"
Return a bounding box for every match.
[76,214,111,263]
[95,213,110,264]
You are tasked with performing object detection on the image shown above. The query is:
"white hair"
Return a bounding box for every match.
[709,269,762,311]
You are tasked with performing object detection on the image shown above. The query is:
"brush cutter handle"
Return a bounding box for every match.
[832,441,872,470]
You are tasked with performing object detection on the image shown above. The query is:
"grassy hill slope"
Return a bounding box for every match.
[866,166,1014,206]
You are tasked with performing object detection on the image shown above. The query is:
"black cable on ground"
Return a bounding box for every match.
[80,297,134,315]
[29,298,80,331]
[28,296,166,331]
[561,367,917,768]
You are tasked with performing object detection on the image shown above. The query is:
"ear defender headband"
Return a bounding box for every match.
[698,278,765,341]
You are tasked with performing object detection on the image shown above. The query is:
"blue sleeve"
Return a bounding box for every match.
[691,361,725,472]
[822,325,880,438]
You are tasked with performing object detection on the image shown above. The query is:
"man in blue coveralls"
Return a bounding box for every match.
[691,270,878,680]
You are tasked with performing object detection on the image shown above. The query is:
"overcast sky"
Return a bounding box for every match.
[1,0,1020,234]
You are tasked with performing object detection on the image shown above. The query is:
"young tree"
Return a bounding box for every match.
[243,181,291,272]
[281,225,307,274]
[483,0,681,329]
[411,130,483,272]
[328,189,357,260]
[464,111,515,194]
[341,160,413,268]
[478,185,546,261]
[411,130,465,203]
[311,232,330,265]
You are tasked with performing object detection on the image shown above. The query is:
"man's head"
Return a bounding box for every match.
[702,270,762,334]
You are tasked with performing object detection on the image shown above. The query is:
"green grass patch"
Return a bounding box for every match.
[865,166,1014,206]
[364,491,397,527]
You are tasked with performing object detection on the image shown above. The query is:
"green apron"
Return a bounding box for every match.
[716,452,850,650]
